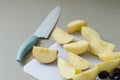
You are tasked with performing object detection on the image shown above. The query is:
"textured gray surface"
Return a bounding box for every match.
[0,0,120,80]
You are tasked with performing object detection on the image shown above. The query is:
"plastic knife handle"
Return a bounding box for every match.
[16,35,39,63]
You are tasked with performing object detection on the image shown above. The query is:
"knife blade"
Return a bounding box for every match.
[16,6,61,63]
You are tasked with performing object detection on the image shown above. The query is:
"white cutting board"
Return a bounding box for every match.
[24,43,68,80]
[24,36,102,80]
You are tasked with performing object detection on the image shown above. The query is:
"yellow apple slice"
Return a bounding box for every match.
[52,27,73,44]
[73,67,98,80]
[89,38,115,56]
[67,20,87,33]
[32,46,58,63]
[94,58,120,73]
[68,52,91,70]
[58,58,81,79]
[63,40,88,55]
[81,27,100,41]
[98,52,120,61]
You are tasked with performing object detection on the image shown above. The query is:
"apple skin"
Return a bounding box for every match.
[32,46,58,63]
[63,40,89,55]
[52,27,73,44]
[67,20,87,33]
[73,67,98,80]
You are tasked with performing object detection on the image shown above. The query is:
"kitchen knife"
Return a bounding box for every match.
[16,6,61,63]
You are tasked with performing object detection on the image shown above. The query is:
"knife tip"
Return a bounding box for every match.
[56,6,61,10]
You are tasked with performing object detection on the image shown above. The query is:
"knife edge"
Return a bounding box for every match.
[34,6,61,38]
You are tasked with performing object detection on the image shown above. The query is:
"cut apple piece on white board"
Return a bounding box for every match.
[52,27,73,44]
[32,46,58,63]
[73,67,98,80]
[67,20,87,33]
[81,27,100,41]
[94,58,120,73]
[57,58,81,79]
[68,52,91,70]
[63,40,88,55]
[89,38,115,56]
[98,52,120,61]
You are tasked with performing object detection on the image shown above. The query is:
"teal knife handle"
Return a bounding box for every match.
[17,35,38,63]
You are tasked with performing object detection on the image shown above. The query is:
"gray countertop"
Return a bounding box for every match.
[0,0,120,80]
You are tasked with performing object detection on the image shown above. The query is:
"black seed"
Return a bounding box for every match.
[98,71,109,79]
[114,76,120,80]
[109,73,116,80]
[113,68,120,76]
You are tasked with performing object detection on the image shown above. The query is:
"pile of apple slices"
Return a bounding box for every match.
[32,20,120,80]
[58,52,91,79]
[52,20,119,61]
[52,20,120,80]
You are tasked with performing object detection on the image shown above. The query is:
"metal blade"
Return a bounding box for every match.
[34,6,61,38]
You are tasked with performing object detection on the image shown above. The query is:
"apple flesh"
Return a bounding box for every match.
[52,27,73,44]
[68,52,91,70]
[73,67,98,80]
[32,46,58,63]
[67,20,87,33]
[81,27,100,41]
[57,58,81,79]
[94,58,120,73]
[89,38,115,56]
[98,52,120,61]
[63,40,89,55]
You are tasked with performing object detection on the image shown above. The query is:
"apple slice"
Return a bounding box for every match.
[52,27,73,44]
[73,67,98,80]
[68,52,91,70]
[67,20,87,33]
[94,58,120,73]
[57,58,81,79]
[63,40,88,55]
[81,27,100,41]
[98,52,120,61]
[89,38,115,56]
[32,46,58,63]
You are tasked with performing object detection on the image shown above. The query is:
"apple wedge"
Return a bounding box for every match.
[32,46,58,63]
[98,52,120,61]
[89,38,115,56]
[81,27,100,41]
[63,40,88,55]
[52,27,73,44]
[67,20,87,33]
[94,58,120,73]
[57,58,81,79]
[68,52,91,70]
[73,67,98,80]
